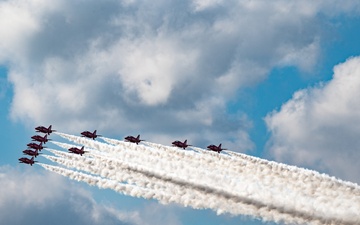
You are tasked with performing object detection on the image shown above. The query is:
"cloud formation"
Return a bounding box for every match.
[0,166,134,224]
[0,165,186,225]
[1,0,360,149]
[265,57,360,183]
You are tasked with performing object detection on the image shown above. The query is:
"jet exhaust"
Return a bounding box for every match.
[38,132,360,225]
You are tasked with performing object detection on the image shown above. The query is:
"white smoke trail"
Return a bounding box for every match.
[225,150,360,194]
[39,158,277,220]
[126,141,360,224]
[41,153,315,224]
[46,132,360,224]
[44,148,229,203]
[37,163,170,200]
[59,132,360,223]
[145,140,360,202]
[57,133,283,203]
[102,136,360,201]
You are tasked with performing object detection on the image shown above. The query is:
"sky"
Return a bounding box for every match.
[1,0,360,224]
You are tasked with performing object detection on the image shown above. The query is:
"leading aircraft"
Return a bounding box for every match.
[27,142,45,151]
[18,156,37,166]
[172,139,191,149]
[124,135,144,145]
[207,143,226,153]
[23,149,41,158]
[35,125,55,135]
[31,134,51,144]
[81,130,100,140]
[68,146,87,156]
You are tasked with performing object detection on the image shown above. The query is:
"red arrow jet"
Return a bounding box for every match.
[23,149,41,158]
[27,142,45,151]
[124,135,144,144]
[68,146,87,156]
[81,130,100,140]
[18,156,37,166]
[207,143,226,153]
[172,139,191,149]
[35,125,55,135]
[31,134,51,144]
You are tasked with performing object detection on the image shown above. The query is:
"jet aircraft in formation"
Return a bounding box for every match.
[18,156,37,166]
[23,149,41,158]
[68,146,87,156]
[35,125,56,135]
[125,135,144,144]
[27,142,45,151]
[207,143,226,153]
[19,125,54,166]
[172,140,191,149]
[124,135,227,153]
[31,134,51,144]
[81,130,101,140]
[19,124,230,167]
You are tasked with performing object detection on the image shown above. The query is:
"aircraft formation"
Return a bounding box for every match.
[81,131,227,153]
[19,126,228,166]
[18,125,55,166]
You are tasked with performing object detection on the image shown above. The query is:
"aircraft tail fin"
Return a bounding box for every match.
[137,134,140,139]
[49,125,56,132]
[219,144,222,148]
[184,140,187,144]
[94,130,97,135]
[51,125,57,132]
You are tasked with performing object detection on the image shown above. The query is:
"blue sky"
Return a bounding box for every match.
[1,1,360,224]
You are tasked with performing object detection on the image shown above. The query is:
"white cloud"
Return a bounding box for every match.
[191,0,224,12]
[0,165,171,225]
[265,56,360,183]
[0,0,62,62]
[134,203,184,225]
[114,37,198,106]
[1,0,360,150]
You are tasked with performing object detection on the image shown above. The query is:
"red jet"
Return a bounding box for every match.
[31,134,51,144]
[68,146,87,156]
[18,156,37,166]
[27,142,45,151]
[81,130,100,140]
[207,143,226,153]
[23,149,41,158]
[35,125,55,135]
[172,140,191,149]
[125,135,144,145]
